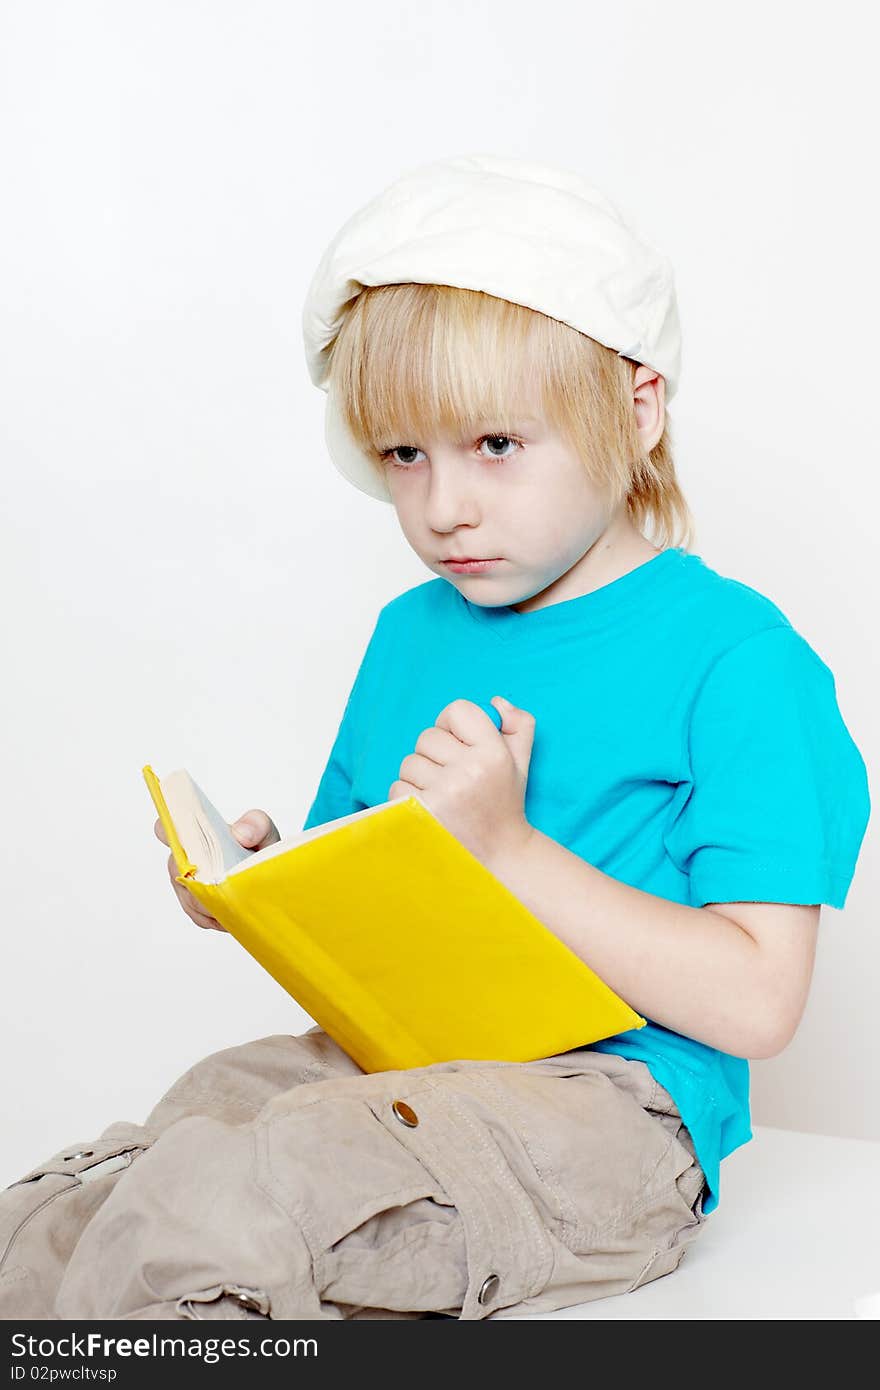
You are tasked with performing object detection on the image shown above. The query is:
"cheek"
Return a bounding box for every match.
[512,491,576,552]
[389,491,425,544]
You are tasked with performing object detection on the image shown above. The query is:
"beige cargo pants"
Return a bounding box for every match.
[0,1026,708,1321]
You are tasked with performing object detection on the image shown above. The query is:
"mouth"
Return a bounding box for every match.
[442,558,502,574]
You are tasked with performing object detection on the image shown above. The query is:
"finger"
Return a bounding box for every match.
[434,698,498,747]
[388,779,423,801]
[169,873,226,931]
[413,726,468,766]
[187,905,226,932]
[154,818,169,846]
[166,852,218,922]
[187,904,226,932]
[397,752,445,791]
[231,810,281,851]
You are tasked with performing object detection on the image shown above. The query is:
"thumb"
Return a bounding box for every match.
[490,696,536,773]
[232,812,273,849]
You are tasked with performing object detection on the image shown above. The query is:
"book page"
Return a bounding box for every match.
[190,777,255,877]
[160,769,254,881]
[223,797,419,877]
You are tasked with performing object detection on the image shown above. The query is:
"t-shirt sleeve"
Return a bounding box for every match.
[663,625,871,910]
[301,612,384,831]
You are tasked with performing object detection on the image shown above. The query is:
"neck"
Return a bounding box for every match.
[512,525,661,615]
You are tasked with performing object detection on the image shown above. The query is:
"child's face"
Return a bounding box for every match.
[381,410,630,611]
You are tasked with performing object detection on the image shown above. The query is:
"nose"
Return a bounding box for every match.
[423,454,480,532]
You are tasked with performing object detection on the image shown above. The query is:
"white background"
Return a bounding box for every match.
[1,0,876,1188]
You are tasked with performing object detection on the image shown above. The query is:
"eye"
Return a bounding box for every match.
[377,434,523,469]
[378,445,426,469]
[477,434,521,460]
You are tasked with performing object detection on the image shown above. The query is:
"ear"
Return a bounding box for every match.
[632,365,665,453]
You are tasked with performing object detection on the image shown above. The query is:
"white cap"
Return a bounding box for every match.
[302,153,681,503]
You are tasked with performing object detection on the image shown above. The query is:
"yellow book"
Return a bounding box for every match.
[143,764,645,1073]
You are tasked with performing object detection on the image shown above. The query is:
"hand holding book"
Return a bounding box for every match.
[153,807,280,933]
[143,763,646,1072]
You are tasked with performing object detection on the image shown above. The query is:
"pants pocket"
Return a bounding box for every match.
[457,1062,709,1313]
[257,1084,515,1318]
[257,1095,455,1262]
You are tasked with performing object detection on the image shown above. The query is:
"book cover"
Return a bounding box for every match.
[143,765,646,1072]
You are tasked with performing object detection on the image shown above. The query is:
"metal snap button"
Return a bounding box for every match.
[77,1152,134,1185]
[477,1273,500,1305]
[232,1292,264,1312]
[391,1099,419,1128]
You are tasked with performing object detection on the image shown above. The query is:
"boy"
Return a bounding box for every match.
[0,155,870,1321]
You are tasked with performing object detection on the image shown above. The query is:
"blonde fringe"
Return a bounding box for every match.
[325,283,696,552]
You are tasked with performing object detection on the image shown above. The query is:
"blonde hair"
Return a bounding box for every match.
[325,283,696,552]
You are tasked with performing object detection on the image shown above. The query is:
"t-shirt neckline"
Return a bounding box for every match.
[457,547,692,640]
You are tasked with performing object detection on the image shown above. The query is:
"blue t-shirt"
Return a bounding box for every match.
[302,547,871,1214]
